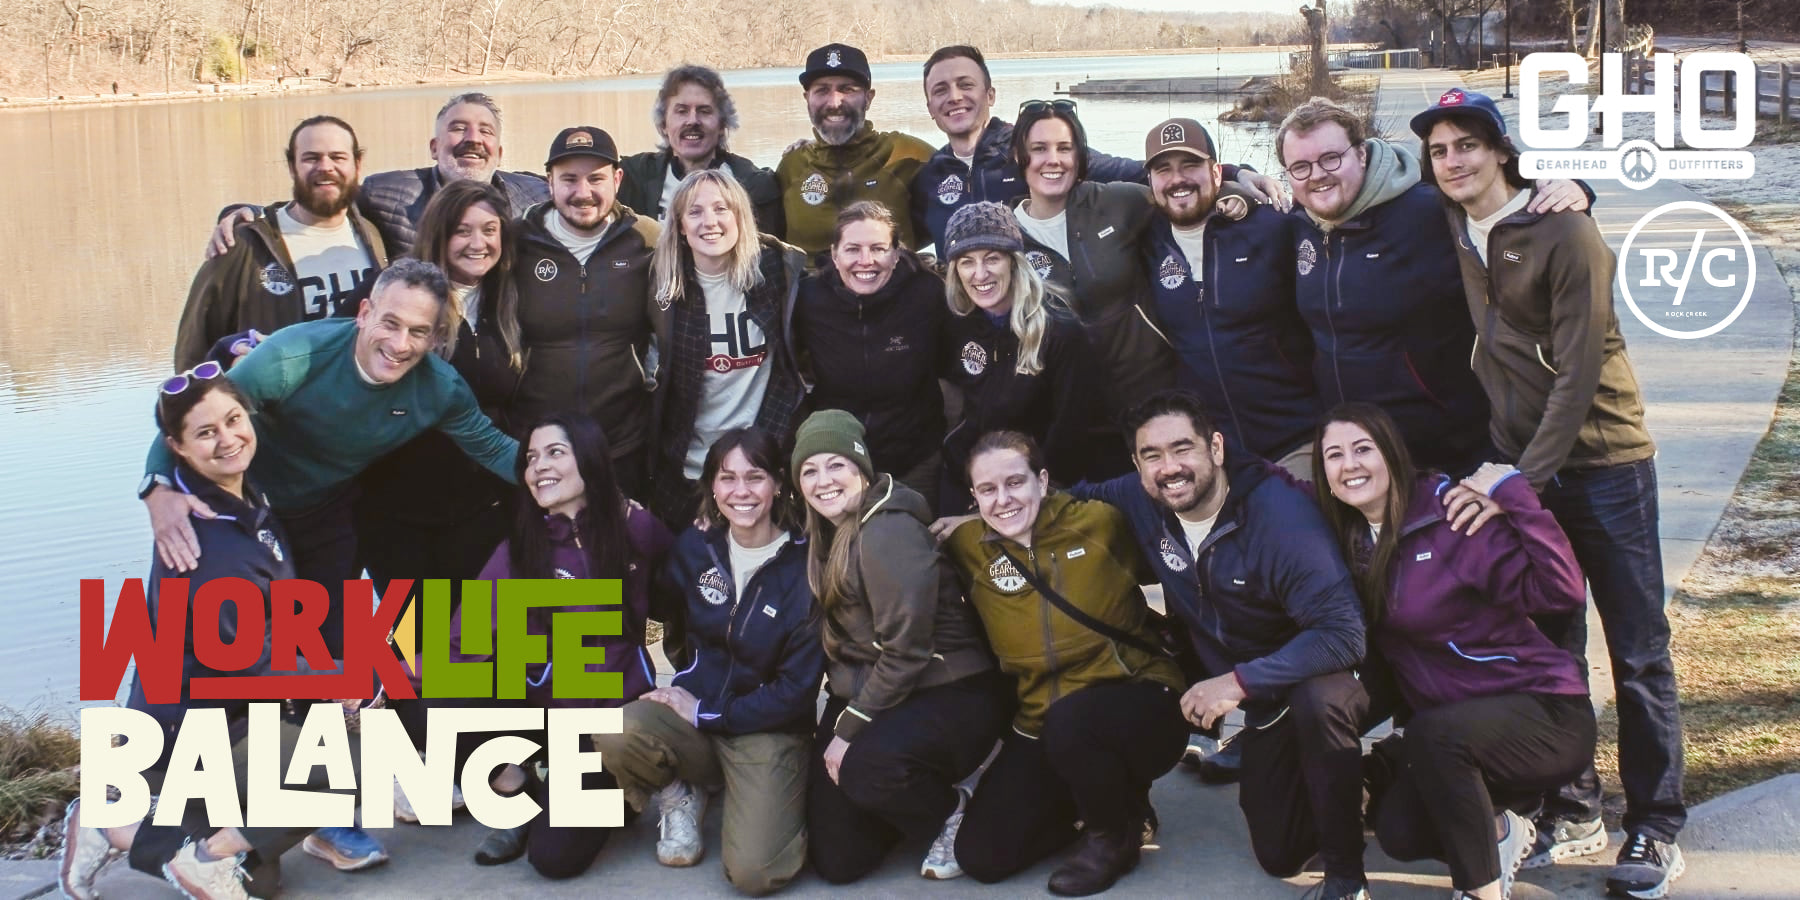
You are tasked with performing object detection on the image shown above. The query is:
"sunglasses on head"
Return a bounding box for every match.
[160,360,224,396]
[1018,99,1078,117]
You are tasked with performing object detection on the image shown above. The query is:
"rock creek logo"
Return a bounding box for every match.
[553,567,575,579]
[698,567,730,606]
[1157,254,1188,291]
[260,262,295,296]
[987,556,1027,593]
[256,529,285,563]
[534,258,558,282]
[937,174,965,205]
[801,173,830,206]
[960,340,988,375]
[1158,537,1187,572]
[1296,239,1317,276]
[1026,250,1054,279]
[1618,201,1756,340]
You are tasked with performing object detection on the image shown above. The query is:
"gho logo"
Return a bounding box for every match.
[1520,52,1756,190]
[1618,201,1756,339]
[987,556,1027,593]
[697,567,730,606]
[801,173,830,206]
[960,340,987,376]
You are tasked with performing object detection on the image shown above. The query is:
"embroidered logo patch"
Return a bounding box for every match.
[698,567,730,605]
[1158,537,1188,572]
[937,173,965,205]
[256,529,285,562]
[800,173,830,206]
[1026,249,1054,279]
[553,567,576,579]
[1065,547,1086,559]
[1415,551,1433,562]
[762,604,778,618]
[1297,239,1317,276]
[1503,250,1523,263]
[1158,253,1187,291]
[1159,122,1185,146]
[1097,226,1115,239]
[826,49,843,67]
[987,556,1027,593]
[259,262,295,296]
[960,340,987,375]
[534,258,558,282]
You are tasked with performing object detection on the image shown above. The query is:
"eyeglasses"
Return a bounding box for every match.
[1284,146,1357,181]
[160,360,224,396]
[1018,99,1078,117]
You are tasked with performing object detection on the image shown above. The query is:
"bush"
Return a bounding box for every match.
[0,710,80,841]
[201,33,246,83]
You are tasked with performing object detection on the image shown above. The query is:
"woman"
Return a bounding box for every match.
[62,368,380,899]
[432,412,673,878]
[794,201,947,507]
[1010,99,1174,428]
[592,427,823,896]
[1314,403,1594,900]
[648,169,809,526]
[941,430,1187,897]
[939,201,1107,510]
[791,410,1009,885]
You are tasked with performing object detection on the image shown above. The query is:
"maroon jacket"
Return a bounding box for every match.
[1368,473,1587,710]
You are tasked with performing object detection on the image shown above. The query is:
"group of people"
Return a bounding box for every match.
[59,39,1687,900]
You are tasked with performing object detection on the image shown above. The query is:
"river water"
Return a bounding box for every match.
[0,50,1288,716]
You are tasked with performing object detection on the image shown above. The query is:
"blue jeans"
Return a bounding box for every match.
[1537,457,1686,841]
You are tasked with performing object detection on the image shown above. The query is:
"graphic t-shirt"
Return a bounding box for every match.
[685,269,771,478]
[275,206,375,319]
[1016,204,1070,261]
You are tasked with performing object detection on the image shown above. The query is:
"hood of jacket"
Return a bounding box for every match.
[1309,138,1422,231]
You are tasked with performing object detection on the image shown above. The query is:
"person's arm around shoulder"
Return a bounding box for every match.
[1514,212,1614,488]
[833,511,941,742]
[434,367,521,485]
[1456,463,1585,617]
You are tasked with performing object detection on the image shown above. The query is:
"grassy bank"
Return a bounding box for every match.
[0,711,80,857]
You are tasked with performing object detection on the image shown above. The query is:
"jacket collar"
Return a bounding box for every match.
[172,462,269,532]
[977,490,1076,549]
[1397,473,1452,538]
[821,248,923,309]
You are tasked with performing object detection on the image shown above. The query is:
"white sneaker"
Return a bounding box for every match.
[393,781,466,823]
[655,779,706,867]
[59,797,121,900]
[1496,809,1537,899]
[921,787,970,879]
[162,840,251,900]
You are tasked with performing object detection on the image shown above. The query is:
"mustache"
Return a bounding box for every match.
[449,140,489,160]
[678,125,706,139]
[1161,180,1202,196]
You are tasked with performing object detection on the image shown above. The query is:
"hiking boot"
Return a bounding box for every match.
[59,798,121,900]
[1605,832,1685,899]
[302,826,388,871]
[655,779,706,867]
[473,823,530,865]
[162,840,251,900]
[1046,827,1140,897]
[1198,730,1242,784]
[1522,811,1607,868]
[921,786,969,879]
[1496,809,1537,899]
[1141,802,1161,849]
[1299,873,1372,900]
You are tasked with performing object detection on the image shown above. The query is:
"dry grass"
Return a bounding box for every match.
[0,710,80,843]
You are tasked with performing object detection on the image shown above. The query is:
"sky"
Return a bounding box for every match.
[1032,0,1310,15]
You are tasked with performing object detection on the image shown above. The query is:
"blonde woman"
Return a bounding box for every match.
[939,201,1107,511]
[648,168,809,524]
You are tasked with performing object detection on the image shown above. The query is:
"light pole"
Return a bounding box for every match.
[1503,0,1514,97]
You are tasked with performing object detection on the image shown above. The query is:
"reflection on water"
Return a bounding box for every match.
[0,51,1286,715]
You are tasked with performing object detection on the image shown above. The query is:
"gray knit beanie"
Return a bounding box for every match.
[943,201,1024,260]
[791,409,875,482]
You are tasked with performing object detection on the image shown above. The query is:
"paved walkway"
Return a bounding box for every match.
[12,70,1797,900]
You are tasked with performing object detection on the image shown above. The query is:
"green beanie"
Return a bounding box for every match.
[791,410,875,483]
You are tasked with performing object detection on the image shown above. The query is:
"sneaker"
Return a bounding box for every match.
[1300,873,1372,900]
[921,786,969,879]
[302,826,389,871]
[1198,730,1242,785]
[162,840,251,900]
[654,779,706,867]
[59,798,121,900]
[1522,811,1607,869]
[393,781,466,824]
[1180,733,1213,767]
[1496,809,1537,899]
[1605,833,1685,899]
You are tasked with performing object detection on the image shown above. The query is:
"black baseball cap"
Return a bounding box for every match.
[799,43,872,89]
[544,126,618,169]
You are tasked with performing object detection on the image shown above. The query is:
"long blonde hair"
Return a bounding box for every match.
[652,168,765,308]
[946,251,1054,376]
[801,470,878,617]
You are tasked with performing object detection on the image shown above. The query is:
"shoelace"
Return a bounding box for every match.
[1621,833,1660,864]
[927,811,962,860]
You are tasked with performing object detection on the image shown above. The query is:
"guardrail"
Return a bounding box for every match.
[1622,51,1800,124]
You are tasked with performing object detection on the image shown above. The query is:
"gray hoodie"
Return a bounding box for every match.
[1307,138,1422,232]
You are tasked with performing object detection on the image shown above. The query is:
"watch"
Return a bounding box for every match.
[138,473,173,499]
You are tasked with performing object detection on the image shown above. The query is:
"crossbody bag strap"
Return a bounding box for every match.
[997,547,1168,659]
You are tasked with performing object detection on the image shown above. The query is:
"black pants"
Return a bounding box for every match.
[1236,670,1390,883]
[956,679,1187,884]
[806,671,1012,885]
[277,490,361,659]
[1376,693,1596,890]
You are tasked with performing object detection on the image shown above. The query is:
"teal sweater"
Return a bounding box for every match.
[147,319,518,511]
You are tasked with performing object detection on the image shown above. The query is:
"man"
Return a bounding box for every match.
[510,126,663,498]
[618,65,783,235]
[776,43,934,255]
[1140,116,1318,478]
[1069,389,1377,900]
[210,92,549,260]
[1413,89,1685,900]
[173,115,387,370]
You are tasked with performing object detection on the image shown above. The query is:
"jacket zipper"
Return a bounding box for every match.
[1324,232,1346,400]
[1201,231,1246,443]
[1028,547,1063,709]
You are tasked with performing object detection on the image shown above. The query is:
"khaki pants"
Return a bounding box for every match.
[593,699,807,896]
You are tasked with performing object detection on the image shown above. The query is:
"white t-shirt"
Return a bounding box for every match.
[954,150,976,170]
[1466,188,1531,266]
[1015,204,1070,262]
[1172,222,1206,282]
[684,269,771,478]
[546,209,611,264]
[275,206,375,319]
[728,531,791,599]
[1178,509,1221,559]
[659,166,683,221]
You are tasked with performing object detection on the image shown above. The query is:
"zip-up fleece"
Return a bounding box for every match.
[1368,473,1588,710]
[127,465,295,726]
[912,117,1148,250]
[1445,196,1654,490]
[793,250,946,477]
[619,148,785,238]
[820,475,995,741]
[1015,180,1178,407]
[1146,189,1317,459]
[510,202,665,458]
[1069,460,1365,723]
[943,492,1183,737]
[1291,140,1492,475]
[940,305,1106,493]
[174,201,389,370]
[776,122,935,255]
[358,167,549,257]
[433,503,673,708]
[660,526,824,735]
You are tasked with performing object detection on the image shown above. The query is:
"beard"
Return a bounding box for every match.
[1157,180,1215,228]
[291,170,358,219]
[812,102,867,146]
[438,140,494,181]
[1157,464,1220,516]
